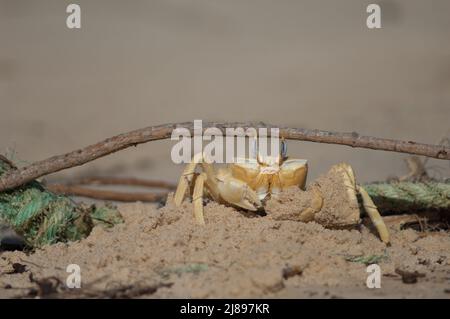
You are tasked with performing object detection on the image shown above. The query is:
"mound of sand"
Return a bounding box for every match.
[1,192,449,298]
[265,163,361,228]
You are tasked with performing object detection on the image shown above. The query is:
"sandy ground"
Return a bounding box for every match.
[1,0,450,299]
[1,188,449,299]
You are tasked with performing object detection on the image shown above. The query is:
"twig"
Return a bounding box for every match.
[45,176,175,202]
[363,211,448,230]
[0,154,17,170]
[1,121,449,191]
[46,184,168,202]
[57,176,176,190]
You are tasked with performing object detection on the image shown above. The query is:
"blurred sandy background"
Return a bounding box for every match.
[0,0,449,185]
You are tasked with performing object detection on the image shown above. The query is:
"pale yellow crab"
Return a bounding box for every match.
[174,139,389,243]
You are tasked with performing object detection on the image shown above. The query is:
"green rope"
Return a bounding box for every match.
[0,159,123,248]
[364,181,450,213]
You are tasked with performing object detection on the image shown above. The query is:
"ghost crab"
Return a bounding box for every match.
[174,139,390,243]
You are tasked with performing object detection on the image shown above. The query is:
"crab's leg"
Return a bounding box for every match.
[174,160,199,206]
[174,152,206,206]
[298,186,324,222]
[174,152,220,207]
[335,163,360,210]
[357,185,390,244]
[192,173,207,225]
[337,163,390,244]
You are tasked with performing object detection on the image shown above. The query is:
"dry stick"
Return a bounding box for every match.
[363,211,446,230]
[0,154,16,169]
[47,184,168,202]
[1,121,449,192]
[61,176,176,190]
[45,176,175,202]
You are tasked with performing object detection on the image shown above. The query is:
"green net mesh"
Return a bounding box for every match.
[0,158,123,248]
[364,181,450,213]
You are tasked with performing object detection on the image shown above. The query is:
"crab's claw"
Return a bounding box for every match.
[217,176,262,211]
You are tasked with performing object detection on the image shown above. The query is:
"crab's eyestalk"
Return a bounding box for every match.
[280,138,288,162]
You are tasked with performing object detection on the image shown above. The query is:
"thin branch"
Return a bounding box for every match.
[58,176,176,190]
[1,121,449,191]
[44,176,175,202]
[0,154,17,170]
[46,184,168,202]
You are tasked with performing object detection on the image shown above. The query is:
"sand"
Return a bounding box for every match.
[1,190,449,298]
[1,0,450,299]
[266,164,361,228]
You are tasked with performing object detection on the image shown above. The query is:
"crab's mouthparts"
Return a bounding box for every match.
[260,166,279,174]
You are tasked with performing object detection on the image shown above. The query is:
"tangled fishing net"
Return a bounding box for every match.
[365,181,450,213]
[0,157,123,248]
